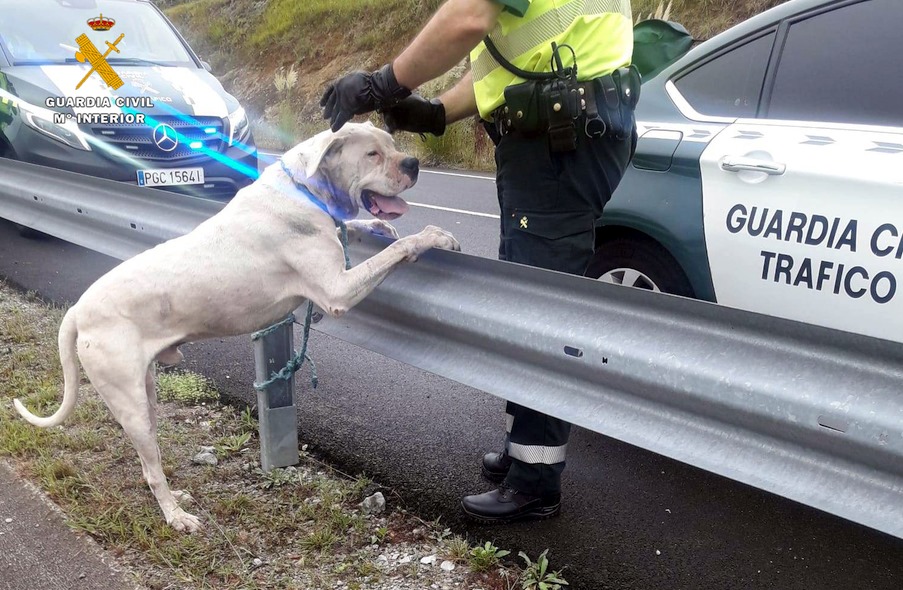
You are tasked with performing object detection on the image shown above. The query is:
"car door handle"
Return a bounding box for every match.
[720,156,786,175]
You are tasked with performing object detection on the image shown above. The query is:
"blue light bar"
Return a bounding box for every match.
[189,141,203,149]
[204,127,217,134]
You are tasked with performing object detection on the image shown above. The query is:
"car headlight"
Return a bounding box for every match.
[22,108,91,151]
[228,106,250,146]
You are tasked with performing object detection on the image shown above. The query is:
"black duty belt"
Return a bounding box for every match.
[490,67,640,145]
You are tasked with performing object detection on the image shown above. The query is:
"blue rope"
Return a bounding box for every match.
[250,315,294,340]
[252,161,352,392]
[252,304,318,391]
[338,220,350,270]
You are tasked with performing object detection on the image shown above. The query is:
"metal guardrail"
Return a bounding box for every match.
[3,157,903,539]
[318,236,903,539]
[0,159,222,260]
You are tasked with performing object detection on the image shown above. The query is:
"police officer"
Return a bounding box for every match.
[321,0,636,523]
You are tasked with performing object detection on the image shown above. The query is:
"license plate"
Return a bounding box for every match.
[137,168,205,187]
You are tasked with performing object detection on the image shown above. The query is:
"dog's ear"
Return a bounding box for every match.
[303,129,346,179]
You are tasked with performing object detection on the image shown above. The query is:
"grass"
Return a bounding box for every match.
[399,117,496,171]
[300,526,341,552]
[156,370,219,404]
[445,534,472,562]
[166,0,441,67]
[469,541,511,573]
[3,306,35,343]
[248,0,406,55]
[370,525,390,545]
[519,549,570,590]
[215,432,252,457]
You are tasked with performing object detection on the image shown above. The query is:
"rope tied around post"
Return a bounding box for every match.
[252,302,319,391]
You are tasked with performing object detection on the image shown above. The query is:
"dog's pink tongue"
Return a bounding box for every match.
[371,194,409,217]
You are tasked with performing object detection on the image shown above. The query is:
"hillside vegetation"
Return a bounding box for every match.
[157,0,786,169]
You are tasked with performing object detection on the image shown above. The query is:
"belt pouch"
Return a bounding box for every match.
[546,79,577,152]
[592,67,641,141]
[502,80,544,134]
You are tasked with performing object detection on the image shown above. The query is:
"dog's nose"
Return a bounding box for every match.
[400,157,419,181]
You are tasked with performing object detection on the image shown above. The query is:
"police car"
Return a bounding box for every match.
[589,0,903,344]
[0,0,257,203]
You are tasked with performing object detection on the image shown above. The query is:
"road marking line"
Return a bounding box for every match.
[421,169,495,181]
[408,202,499,219]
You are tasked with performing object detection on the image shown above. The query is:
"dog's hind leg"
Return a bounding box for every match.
[115,375,202,532]
[82,347,202,532]
[145,365,194,508]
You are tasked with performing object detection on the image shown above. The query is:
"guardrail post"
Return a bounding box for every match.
[253,321,299,471]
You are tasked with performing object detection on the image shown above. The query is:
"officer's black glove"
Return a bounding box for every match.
[320,63,412,132]
[381,95,446,136]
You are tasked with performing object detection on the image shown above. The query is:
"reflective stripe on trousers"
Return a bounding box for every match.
[509,442,568,465]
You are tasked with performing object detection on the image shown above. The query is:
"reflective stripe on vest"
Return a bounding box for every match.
[470,0,633,119]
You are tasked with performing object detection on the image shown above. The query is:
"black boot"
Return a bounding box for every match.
[481,451,512,484]
[461,484,561,524]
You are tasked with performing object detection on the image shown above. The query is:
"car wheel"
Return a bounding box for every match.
[585,235,695,297]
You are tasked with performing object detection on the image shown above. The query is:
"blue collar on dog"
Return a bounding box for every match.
[279,159,350,271]
[280,159,332,218]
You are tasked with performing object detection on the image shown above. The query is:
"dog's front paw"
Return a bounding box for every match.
[420,225,461,252]
[367,219,399,239]
[167,508,203,533]
[344,219,400,241]
[400,226,460,262]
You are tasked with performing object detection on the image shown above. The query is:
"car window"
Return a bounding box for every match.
[767,0,903,127]
[673,33,775,118]
[0,0,195,66]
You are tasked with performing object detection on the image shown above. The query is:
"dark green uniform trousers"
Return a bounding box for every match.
[495,126,635,496]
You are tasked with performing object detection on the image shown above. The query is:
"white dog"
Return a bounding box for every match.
[13,122,459,532]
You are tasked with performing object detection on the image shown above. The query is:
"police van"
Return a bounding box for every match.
[0,0,257,203]
[589,0,903,344]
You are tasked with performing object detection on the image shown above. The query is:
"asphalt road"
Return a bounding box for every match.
[2,162,903,590]
[0,461,130,590]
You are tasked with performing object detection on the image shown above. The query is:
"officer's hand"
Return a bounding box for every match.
[381,95,446,136]
[320,64,411,132]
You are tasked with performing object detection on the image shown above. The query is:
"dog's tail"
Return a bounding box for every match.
[14,308,80,428]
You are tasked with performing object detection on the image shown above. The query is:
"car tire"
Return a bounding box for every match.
[585,235,695,297]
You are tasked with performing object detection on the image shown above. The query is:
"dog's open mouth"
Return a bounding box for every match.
[361,190,409,220]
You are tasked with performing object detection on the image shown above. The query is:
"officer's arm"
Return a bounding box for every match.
[393,0,502,90]
[439,71,479,123]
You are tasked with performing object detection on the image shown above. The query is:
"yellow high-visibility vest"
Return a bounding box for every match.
[471,0,633,119]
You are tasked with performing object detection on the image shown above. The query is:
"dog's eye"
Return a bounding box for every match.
[367,150,379,157]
